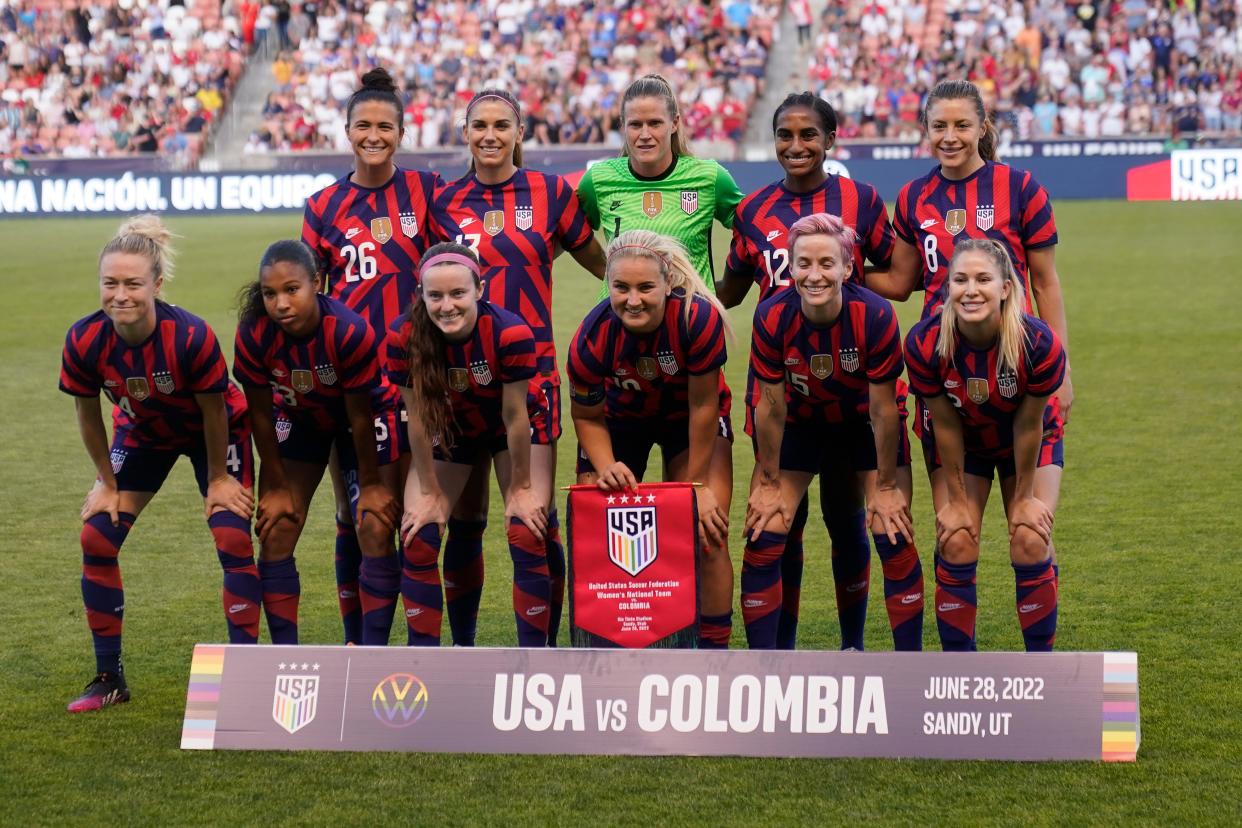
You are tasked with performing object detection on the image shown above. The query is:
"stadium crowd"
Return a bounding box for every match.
[2,0,1240,162]
[248,0,781,153]
[0,0,245,165]
[810,0,1242,140]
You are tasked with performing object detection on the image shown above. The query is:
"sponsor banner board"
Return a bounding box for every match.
[567,483,699,648]
[182,645,1139,761]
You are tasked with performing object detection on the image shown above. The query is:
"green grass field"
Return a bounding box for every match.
[2,202,1240,824]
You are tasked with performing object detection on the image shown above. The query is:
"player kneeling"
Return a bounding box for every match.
[745,213,922,651]
[388,243,551,646]
[568,230,735,648]
[905,239,1066,652]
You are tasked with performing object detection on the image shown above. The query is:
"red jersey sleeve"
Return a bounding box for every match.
[231,320,270,388]
[497,321,538,383]
[748,300,785,384]
[684,297,728,375]
[566,320,607,407]
[554,176,595,252]
[59,323,102,397]
[384,318,412,388]
[1024,317,1066,396]
[1018,171,1058,249]
[903,320,943,398]
[891,181,916,245]
[332,316,381,392]
[185,322,230,394]
[864,299,904,383]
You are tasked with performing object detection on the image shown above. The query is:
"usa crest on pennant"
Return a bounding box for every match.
[371,217,393,244]
[945,208,967,236]
[839,348,860,373]
[448,367,470,392]
[483,210,504,236]
[967,377,990,404]
[810,354,833,379]
[400,212,418,237]
[470,361,493,386]
[976,205,994,231]
[680,190,699,215]
[607,506,658,577]
[515,206,533,231]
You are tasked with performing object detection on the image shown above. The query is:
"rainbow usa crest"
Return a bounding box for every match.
[271,671,319,735]
[607,505,658,577]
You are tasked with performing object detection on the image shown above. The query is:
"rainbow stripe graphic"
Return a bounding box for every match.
[180,645,226,750]
[1101,652,1139,762]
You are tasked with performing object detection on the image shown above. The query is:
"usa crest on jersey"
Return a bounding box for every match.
[371,217,393,244]
[470,360,493,386]
[636,356,658,380]
[657,351,679,375]
[967,377,990,404]
[153,371,175,395]
[448,367,470,392]
[110,449,126,474]
[642,192,663,218]
[126,377,150,401]
[315,363,338,386]
[515,205,533,231]
[839,348,860,373]
[680,190,699,215]
[976,206,995,231]
[400,212,418,238]
[291,369,315,394]
[483,210,504,236]
[810,354,833,379]
[275,417,293,443]
[997,370,1018,398]
[945,209,967,236]
[607,505,658,577]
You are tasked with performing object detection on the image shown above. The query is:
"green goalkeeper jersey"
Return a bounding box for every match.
[577,155,744,293]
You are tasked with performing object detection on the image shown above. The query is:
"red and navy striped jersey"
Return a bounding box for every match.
[302,167,441,336]
[429,169,594,379]
[904,313,1065,458]
[727,175,895,299]
[750,281,904,424]
[892,160,1058,319]
[60,302,246,450]
[384,301,537,440]
[232,294,394,432]
[567,291,727,422]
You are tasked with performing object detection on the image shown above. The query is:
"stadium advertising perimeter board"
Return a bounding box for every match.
[182,646,1138,761]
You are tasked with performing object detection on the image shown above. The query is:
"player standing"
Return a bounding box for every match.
[568,230,735,648]
[301,68,439,643]
[904,239,1066,651]
[61,215,258,712]
[428,88,606,646]
[387,243,552,646]
[717,92,913,650]
[576,74,744,291]
[744,214,920,651]
[233,241,403,646]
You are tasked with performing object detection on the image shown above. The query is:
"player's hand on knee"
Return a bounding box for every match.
[506,484,548,542]
[256,487,300,545]
[597,461,637,492]
[695,486,729,549]
[357,483,399,534]
[744,474,787,541]
[935,499,977,548]
[401,491,449,547]
[1008,496,1054,545]
[867,486,913,544]
[205,475,254,521]
[81,480,120,526]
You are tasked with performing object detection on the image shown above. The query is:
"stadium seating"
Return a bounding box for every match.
[807,0,1241,141]
[0,0,245,164]
[251,0,782,154]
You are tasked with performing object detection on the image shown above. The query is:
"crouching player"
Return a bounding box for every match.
[387,242,551,646]
[61,215,258,712]
[904,238,1066,651]
[745,213,922,650]
[233,241,403,646]
[568,230,735,648]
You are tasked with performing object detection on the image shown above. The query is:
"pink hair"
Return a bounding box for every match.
[787,212,857,267]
